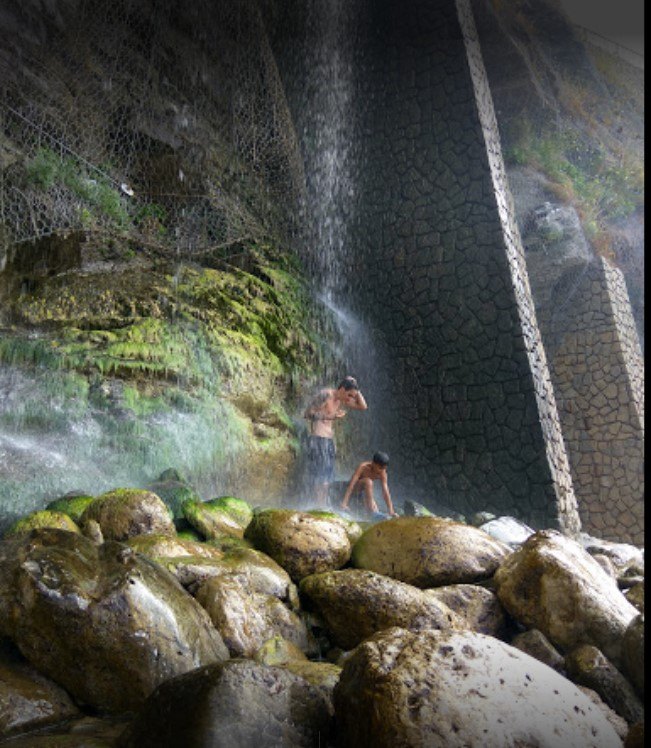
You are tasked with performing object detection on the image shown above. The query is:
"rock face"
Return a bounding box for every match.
[299,569,459,650]
[79,488,175,541]
[351,517,510,587]
[244,509,352,581]
[333,627,623,748]
[0,529,228,712]
[118,660,332,748]
[494,530,638,667]
[0,643,80,737]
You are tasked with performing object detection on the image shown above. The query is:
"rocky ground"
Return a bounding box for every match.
[0,476,644,747]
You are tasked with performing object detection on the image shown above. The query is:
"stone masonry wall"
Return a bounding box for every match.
[549,258,644,544]
[337,0,580,530]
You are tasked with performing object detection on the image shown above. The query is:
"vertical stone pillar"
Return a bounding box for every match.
[548,258,644,544]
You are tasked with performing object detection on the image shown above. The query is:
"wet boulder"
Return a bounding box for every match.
[79,488,175,542]
[45,494,96,523]
[145,479,201,520]
[118,660,332,748]
[126,533,224,561]
[494,530,639,669]
[351,516,510,587]
[5,510,80,536]
[478,515,535,546]
[183,496,253,540]
[306,510,363,544]
[0,641,80,737]
[1,529,228,713]
[424,583,507,637]
[621,614,644,696]
[334,627,623,748]
[195,576,314,657]
[510,629,566,673]
[244,509,352,581]
[253,635,308,666]
[299,569,460,650]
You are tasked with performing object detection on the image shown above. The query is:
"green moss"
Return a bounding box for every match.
[46,495,96,522]
[5,510,80,536]
[204,496,254,528]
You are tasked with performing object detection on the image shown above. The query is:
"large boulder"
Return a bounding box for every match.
[0,529,228,713]
[351,516,510,587]
[423,583,507,637]
[0,642,80,738]
[478,516,535,546]
[45,494,96,523]
[5,510,80,536]
[510,629,566,673]
[621,614,644,697]
[333,627,623,748]
[183,497,253,540]
[494,530,639,668]
[195,576,314,657]
[244,509,352,581]
[145,479,201,520]
[118,660,332,748]
[299,569,460,650]
[126,533,224,561]
[79,488,175,541]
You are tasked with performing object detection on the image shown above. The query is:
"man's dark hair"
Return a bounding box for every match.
[338,376,358,391]
[372,451,389,467]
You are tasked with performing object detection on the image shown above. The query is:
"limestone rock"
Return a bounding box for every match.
[333,627,623,748]
[299,569,460,650]
[621,614,644,697]
[195,576,313,658]
[244,509,352,581]
[79,488,175,542]
[118,660,332,748]
[565,644,644,725]
[0,642,80,737]
[5,510,80,536]
[351,516,510,587]
[510,629,565,673]
[424,583,507,637]
[0,529,228,713]
[183,496,253,540]
[494,530,638,668]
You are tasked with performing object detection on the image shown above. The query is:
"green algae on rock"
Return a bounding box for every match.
[45,494,96,524]
[5,510,80,536]
[182,496,253,540]
[79,488,176,542]
[144,480,201,521]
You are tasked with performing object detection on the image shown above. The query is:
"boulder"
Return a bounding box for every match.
[577,686,629,740]
[351,516,510,587]
[183,497,253,540]
[281,660,341,711]
[195,576,314,658]
[423,583,507,637]
[621,614,644,697]
[0,641,80,737]
[244,509,352,581]
[126,533,224,561]
[494,530,638,668]
[45,494,96,523]
[145,479,201,520]
[79,488,175,541]
[579,534,644,575]
[306,510,363,544]
[625,582,644,613]
[333,627,623,748]
[565,644,644,725]
[479,516,535,546]
[0,714,128,747]
[299,569,460,650]
[625,722,644,748]
[0,529,228,713]
[5,510,80,536]
[253,635,308,666]
[510,629,565,673]
[118,660,332,748]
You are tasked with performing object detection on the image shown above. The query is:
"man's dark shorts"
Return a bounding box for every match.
[307,435,335,484]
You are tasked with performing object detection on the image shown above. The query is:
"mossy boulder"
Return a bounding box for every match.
[145,480,201,521]
[253,636,308,667]
[307,510,363,544]
[45,494,96,523]
[0,529,228,713]
[119,660,333,748]
[333,628,623,748]
[195,576,314,658]
[351,516,511,587]
[126,534,224,561]
[423,583,507,637]
[299,569,461,650]
[182,496,253,540]
[494,530,639,669]
[244,509,352,582]
[79,488,175,542]
[5,511,80,536]
[206,535,254,552]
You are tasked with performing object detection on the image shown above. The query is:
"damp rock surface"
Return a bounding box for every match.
[423,583,507,637]
[333,627,623,748]
[79,488,175,541]
[351,516,511,587]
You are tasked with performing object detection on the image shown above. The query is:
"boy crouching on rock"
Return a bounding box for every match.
[339,451,398,518]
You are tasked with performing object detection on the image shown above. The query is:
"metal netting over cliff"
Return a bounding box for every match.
[0,0,304,262]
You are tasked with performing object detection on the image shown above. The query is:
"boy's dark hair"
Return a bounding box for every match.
[372,451,389,467]
[338,376,358,391]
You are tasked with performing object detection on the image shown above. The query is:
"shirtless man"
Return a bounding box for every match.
[304,376,368,505]
[340,451,397,517]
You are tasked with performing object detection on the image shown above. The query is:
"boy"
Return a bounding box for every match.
[339,451,397,517]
